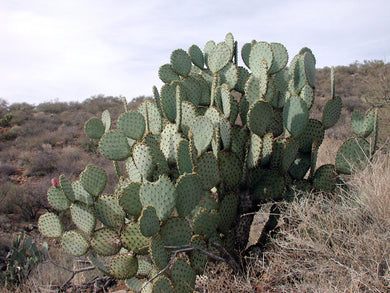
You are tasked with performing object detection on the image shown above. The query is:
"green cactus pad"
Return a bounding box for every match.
[281,139,300,173]
[84,117,105,139]
[288,152,311,179]
[38,212,63,238]
[160,83,177,123]
[249,41,273,77]
[219,152,243,189]
[139,206,160,238]
[298,119,325,153]
[109,253,138,280]
[190,235,208,274]
[87,251,110,275]
[47,186,70,211]
[144,133,169,176]
[208,42,231,73]
[118,182,142,218]
[160,123,182,164]
[303,51,316,87]
[72,181,94,206]
[247,100,274,137]
[299,84,315,109]
[160,217,192,246]
[99,130,131,161]
[220,62,239,89]
[121,223,150,254]
[136,259,153,276]
[231,126,249,161]
[138,100,163,135]
[189,44,204,69]
[241,42,252,68]
[254,170,286,201]
[289,55,305,94]
[335,137,370,175]
[204,106,222,126]
[171,259,196,293]
[175,173,203,217]
[70,202,96,234]
[220,84,232,118]
[140,176,176,222]
[117,111,146,140]
[170,49,192,77]
[192,209,220,239]
[219,117,231,149]
[176,139,194,175]
[260,132,274,165]
[126,277,144,293]
[152,276,175,293]
[351,109,376,138]
[150,234,169,269]
[182,77,201,107]
[247,133,262,169]
[101,109,111,132]
[132,142,155,181]
[80,164,107,197]
[218,193,238,234]
[235,66,250,94]
[244,74,266,106]
[59,175,75,202]
[95,195,125,228]
[91,227,121,256]
[283,95,309,137]
[190,116,214,155]
[313,164,337,192]
[194,152,221,190]
[125,157,142,183]
[180,101,197,137]
[322,96,342,129]
[158,64,180,83]
[269,42,288,74]
[61,230,89,257]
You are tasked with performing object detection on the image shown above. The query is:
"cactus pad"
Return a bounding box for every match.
[152,276,175,293]
[109,253,138,280]
[322,96,342,129]
[335,137,370,175]
[72,181,94,206]
[139,206,160,238]
[191,116,214,154]
[160,217,192,246]
[117,111,146,140]
[313,164,337,192]
[99,130,131,161]
[171,49,192,77]
[176,173,203,217]
[208,42,231,73]
[192,209,220,239]
[80,164,107,197]
[150,234,168,269]
[118,182,143,218]
[95,195,125,228]
[283,95,309,137]
[121,223,151,254]
[171,259,196,292]
[61,230,89,257]
[159,64,180,84]
[91,228,121,256]
[85,117,105,139]
[140,176,176,222]
[59,175,75,202]
[194,152,221,190]
[70,202,96,234]
[47,186,70,211]
[247,100,274,137]
[38,212,63,238]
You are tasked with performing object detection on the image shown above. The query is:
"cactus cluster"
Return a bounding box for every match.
[38,33,378,292]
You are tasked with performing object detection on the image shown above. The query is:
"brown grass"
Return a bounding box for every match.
[200,151,390,292]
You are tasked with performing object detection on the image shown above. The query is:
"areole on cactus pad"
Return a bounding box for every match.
[38,33,379,293]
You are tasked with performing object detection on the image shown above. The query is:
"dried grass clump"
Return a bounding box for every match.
[200,151,390,292]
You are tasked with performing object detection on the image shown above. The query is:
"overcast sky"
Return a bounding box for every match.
[1,0,389,105]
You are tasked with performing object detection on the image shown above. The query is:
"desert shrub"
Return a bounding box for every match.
[0,164,17,178]
[0,234,48,289]
[21,145,58,177]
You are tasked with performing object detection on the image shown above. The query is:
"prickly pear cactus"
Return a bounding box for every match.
[38,33,379,292]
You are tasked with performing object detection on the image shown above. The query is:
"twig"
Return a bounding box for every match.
[60,266,96,291]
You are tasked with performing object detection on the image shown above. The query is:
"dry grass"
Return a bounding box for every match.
[200,151,390,292]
